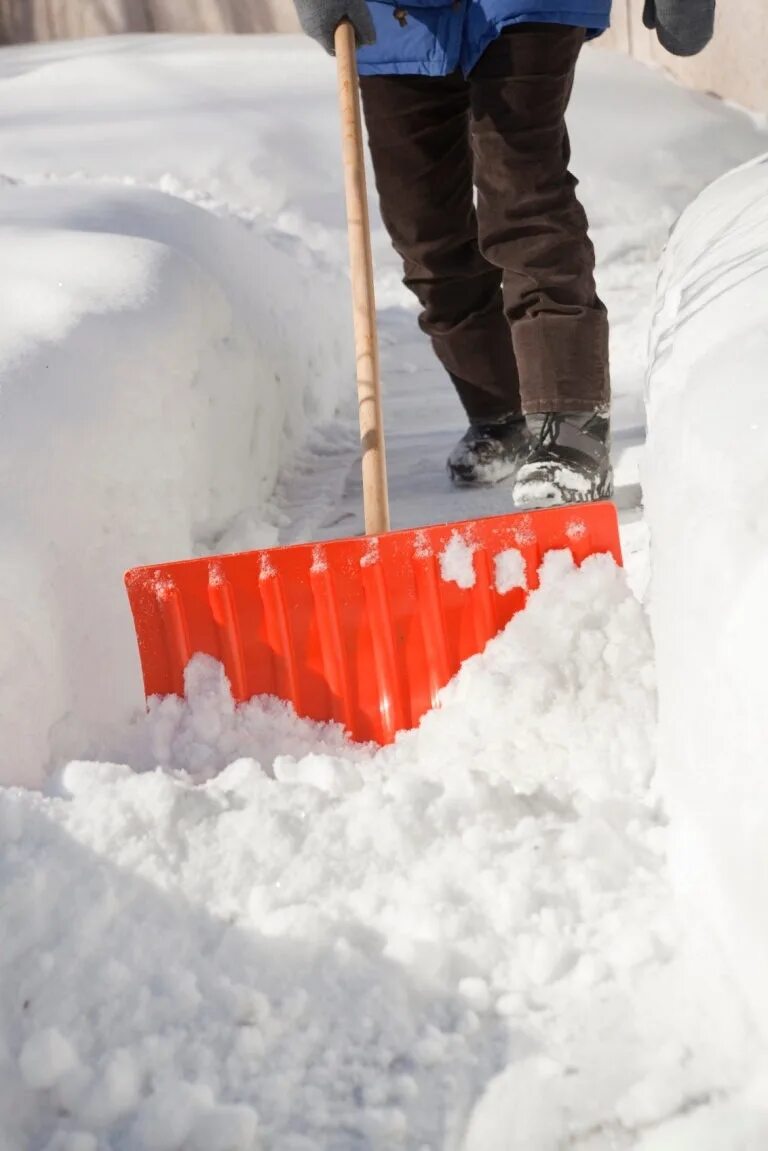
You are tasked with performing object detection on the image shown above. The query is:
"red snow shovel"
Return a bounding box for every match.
[124,24,621,745]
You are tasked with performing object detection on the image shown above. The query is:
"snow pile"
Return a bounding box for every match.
[0,182,350,788]
[644,155,768,1048]
[3,555,764,1149]
[1,553,740,1151]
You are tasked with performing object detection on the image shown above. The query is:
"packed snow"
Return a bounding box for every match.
[0,30,768,1151]
[0,182,351,786]
[645,153,768,1055]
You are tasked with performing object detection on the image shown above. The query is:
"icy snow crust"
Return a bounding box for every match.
[0,32,768,1151]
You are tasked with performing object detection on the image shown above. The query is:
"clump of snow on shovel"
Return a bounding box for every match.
[439,531,476,588]
[494,547,527,595]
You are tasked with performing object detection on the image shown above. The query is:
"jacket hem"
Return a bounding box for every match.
[358,59,458,75]
[357,5,611,77]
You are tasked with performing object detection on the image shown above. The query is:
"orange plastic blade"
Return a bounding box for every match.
[125,501,621,745]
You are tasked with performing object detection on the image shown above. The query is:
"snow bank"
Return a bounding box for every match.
[644,154,768,1046]
[4,553,742,1151]
[0,183,350,786]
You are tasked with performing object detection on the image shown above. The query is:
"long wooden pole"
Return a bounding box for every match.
[335,21,390,536]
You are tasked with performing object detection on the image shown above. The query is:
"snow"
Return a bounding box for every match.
[494,548,527,595]
[0,180,349,787]
[19,1028,81,1092]
[0,554,724,1150]
[0,28,767,1151]
[644,154,768,1052]
[2,554,764,1149]
[439,532,477,589]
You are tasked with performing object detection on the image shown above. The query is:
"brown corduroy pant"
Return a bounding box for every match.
[359,23,610,421]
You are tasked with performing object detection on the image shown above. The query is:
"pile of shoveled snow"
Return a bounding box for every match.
[0,182,351,789]
[645,155,768,1059]
[1,555,761,1151]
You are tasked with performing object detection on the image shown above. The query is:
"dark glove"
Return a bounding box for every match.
[642,0,716,56]
[293,0,376,54]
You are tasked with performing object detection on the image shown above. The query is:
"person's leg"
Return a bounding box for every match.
[359,70,521,425]
[469,23,609,413]
[469,25,612,502]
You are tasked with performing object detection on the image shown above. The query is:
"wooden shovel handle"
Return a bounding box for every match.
[335,21,390,537]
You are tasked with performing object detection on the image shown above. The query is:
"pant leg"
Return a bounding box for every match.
[359,71,522,421]
[469,25,610,414]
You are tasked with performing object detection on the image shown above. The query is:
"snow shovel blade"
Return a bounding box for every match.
[124,501,621,745]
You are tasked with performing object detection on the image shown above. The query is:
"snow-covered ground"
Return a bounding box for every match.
[1,31,768,1151]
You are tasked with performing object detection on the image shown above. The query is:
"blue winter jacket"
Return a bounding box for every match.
[357,0,612,77]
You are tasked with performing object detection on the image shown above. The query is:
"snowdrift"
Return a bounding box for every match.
[3,553,761,1148]
[645,154,768,1046]
[0,555,667,1150]
[0,184,350,786]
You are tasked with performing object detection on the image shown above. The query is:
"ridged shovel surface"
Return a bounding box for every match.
[125,502,621,745]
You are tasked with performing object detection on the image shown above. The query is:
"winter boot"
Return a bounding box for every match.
[447,414,530,486]
[513,409,613,506]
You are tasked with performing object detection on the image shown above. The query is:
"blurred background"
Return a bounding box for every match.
[0,1,298,39]
[0,0,764,110]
